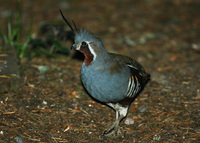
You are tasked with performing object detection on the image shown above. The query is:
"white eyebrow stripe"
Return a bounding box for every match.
[87,41,96,60]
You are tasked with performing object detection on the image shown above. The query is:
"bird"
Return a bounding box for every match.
[59,10,150,136]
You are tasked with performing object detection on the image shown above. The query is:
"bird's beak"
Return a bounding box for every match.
[71,43,81,51]
[71,44,76,50]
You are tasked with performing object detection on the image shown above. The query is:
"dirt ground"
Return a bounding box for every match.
[0,0,200,142]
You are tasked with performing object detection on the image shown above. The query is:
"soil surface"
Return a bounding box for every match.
[0,0,200,142]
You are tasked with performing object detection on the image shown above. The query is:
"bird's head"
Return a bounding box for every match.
[59,10,106,66]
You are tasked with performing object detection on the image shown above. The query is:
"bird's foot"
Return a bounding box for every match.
[103,127,124,138]
[102,122,124,137]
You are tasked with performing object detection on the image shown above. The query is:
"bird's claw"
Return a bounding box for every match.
[103,127,124,137]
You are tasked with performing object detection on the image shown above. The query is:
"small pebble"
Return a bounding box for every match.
[139,107,147,113]
[153,134,161,141]
[124,36,136,46]
[15,136,24,143]
[37,65,48,72]
[42,100,47,105]
[0,131,3,135]
[38,75,45,79]
[124,117,134,125]
[197,89,200,97]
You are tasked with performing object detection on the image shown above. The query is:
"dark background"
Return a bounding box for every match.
[0,0,200,142]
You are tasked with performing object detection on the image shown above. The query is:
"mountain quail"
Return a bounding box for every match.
[60,10,150,136]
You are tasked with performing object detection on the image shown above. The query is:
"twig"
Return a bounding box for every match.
[182,101,200,104]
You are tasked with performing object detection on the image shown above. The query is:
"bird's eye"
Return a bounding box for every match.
[81,42,87,47]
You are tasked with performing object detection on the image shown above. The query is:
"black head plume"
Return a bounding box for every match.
[59,9,78,32]
[72,20,78,31]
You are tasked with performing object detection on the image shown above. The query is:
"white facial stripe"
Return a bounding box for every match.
[86,41,96,60]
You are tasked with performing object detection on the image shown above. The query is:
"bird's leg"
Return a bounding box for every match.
[103,111,120,135]
[115,113,126,135]
[103,106,128,136]
[116,110,119,120]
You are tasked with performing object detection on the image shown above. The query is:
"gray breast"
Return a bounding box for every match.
[81,63,130,103]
